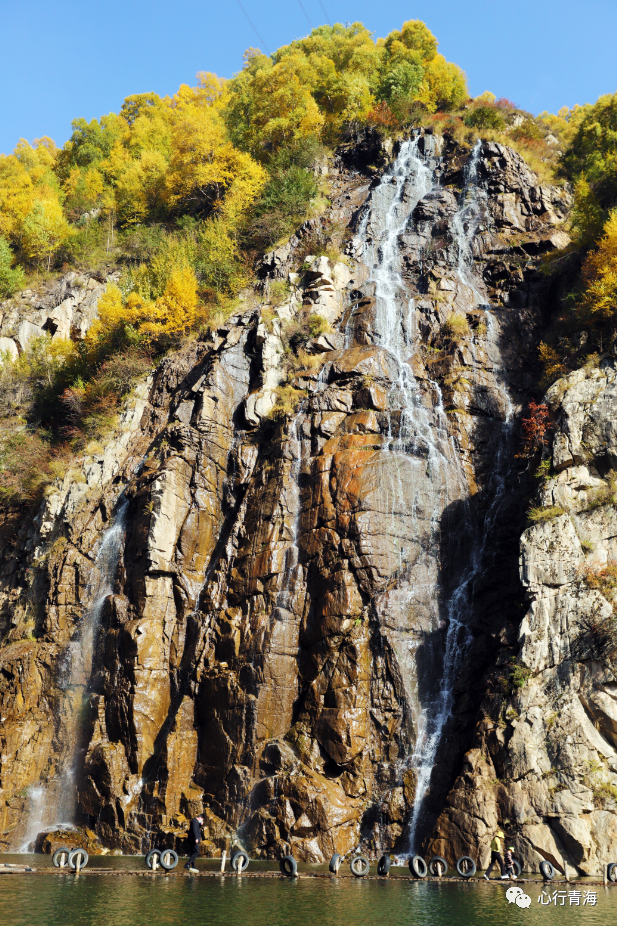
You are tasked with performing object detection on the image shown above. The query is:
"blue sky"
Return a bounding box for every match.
[1,0,616,155]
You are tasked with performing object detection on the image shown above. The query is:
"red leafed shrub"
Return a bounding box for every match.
[366,102,399,130]
[518,401,551,457]
[495,97,517,110]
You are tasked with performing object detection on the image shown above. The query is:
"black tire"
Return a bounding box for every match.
[160,849,178,871]
[409,855,427,878]
[279,855,297,877]
[350,855,370,878]
[512,860,522,878]
[52,848,70,869]
[539,860,555,881]
[377,855,391,876]
[608,862,617,882]
[456,856,476,878]
[231,850,249,873]
[329,853,342,874]
[68,848,89,870]
[145,849,161,870]
[428,856,448,877]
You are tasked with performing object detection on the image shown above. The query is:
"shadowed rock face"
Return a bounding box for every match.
[2,134,595,867]
[429,361,617,875]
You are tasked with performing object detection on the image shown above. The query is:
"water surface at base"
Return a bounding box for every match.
[0,859,612,926]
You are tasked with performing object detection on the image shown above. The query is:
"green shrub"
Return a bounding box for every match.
[0,237,25,297]
[511,119,545,143]
[250,165,319,249]
[308,314,331,337]
[120,224,168,263]
[534,460,552,482]
[248,142,321,250]
[509,658,532,689]
[463,106,506,130]
[269,279,292,307]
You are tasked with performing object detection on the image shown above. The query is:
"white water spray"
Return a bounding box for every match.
[18,497,129,849]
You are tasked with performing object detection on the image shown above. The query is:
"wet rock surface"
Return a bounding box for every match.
[3,134,607,871]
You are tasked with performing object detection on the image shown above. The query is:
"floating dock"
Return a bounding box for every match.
[0,864,613,885]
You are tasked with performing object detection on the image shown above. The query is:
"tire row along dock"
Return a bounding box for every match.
[0,864,614,886]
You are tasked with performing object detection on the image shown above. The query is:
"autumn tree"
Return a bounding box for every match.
[89,265,199,349]
[165,101,266,221]
[0,139,63,247]
[578,210,617,323]
[518,401,551,457]
[561,93,617,212]
[21,199,72,268]
[224,51,324,156]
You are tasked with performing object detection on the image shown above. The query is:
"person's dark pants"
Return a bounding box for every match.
[188,843,199,868]
[486,851,504,878]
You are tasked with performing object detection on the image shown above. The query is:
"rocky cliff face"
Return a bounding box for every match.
[3,132,604,872]
[429,360,617,874]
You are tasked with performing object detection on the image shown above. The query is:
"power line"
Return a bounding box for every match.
[297,0,313,30]
[234,0,270,55]
[317,0,331,25]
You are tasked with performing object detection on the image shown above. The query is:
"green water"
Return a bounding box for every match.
[0,857,614,926]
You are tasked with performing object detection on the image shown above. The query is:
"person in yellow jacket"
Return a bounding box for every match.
[483,829,509,880]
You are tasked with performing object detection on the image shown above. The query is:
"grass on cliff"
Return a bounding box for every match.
[580,561,617,611]
[527,505,566,523]
[583,758,617,807]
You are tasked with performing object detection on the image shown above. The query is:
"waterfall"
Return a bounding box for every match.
[19,497,128,849]
[354,136,467,854]
[355,135,516,855]
[405,140,515,852]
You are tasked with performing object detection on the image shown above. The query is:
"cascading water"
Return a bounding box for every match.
[354,134,517,855]
[19,497,129,848]
[353,136,469,854]
[404,140,516,851]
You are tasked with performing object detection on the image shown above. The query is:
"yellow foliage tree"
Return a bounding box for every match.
[421,55,468,112]
[538,342,567,387]
[224,51,325,155]
[0,154,35,241]
[114,149,168,225]
[0,139,62,244]
[21,199,72,268]
[579,211,617,322]
[147,266,198,334]
[384,20,438,63]
[243,54,324,153]
[275,23,380,137]
[165,102,266,220]
[89,267,199,347]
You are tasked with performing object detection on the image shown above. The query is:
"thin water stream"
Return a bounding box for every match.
[19,498,129,849]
